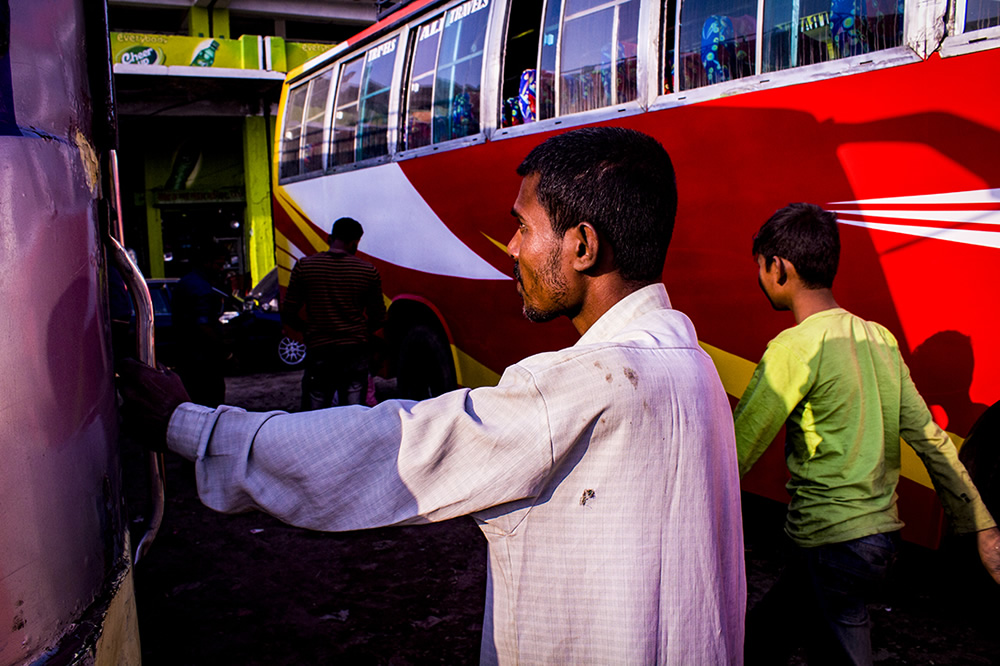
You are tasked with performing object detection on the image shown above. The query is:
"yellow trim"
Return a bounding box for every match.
[699,339,958,491]
[698,340,757,399]
[94,565,141,666]
[274,187,328,252]
[452,344,502,389]
[482,232,509,254]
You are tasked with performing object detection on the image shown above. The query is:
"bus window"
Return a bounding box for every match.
[663,0,679,93]
[964,0,1000,31]
[403,0,491,150]
[303,71,333,174]
[527,0,640,122]
[541,0,639,118]
[677,0,757,90]
[279,84,308,178]
[331,37,398,166]
[761,0,903,72]
[501,0,544,126]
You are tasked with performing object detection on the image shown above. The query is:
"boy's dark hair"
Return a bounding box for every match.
[516,127,677,284]
[752,203,840,289]
[329,217,363,243]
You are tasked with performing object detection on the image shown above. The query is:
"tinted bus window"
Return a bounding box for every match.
[678,0,757,90]
[663,0,678,93]
[965,0,1000,31]
[761,0,903,72]
[303,71,332,174]
[544,0,641,117]
[503,0,639,127]
[332,38,398,166]
[404,0,490,150]
[280,84,308,178]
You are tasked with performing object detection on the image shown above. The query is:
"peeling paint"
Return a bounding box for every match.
[74,129,99,196]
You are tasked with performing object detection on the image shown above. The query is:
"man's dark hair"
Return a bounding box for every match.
[329,217,363,243]
[516,127,678,284]
[752,203,840,289]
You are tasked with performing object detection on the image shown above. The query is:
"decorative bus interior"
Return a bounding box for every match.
[271,0,1000,548]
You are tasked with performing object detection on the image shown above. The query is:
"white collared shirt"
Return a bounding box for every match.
[169,283,746,664]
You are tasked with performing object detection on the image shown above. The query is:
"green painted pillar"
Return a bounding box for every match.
[189,7,210,38]
[143,157,165,278]
[211,9,230,39]
[242,115,275,286]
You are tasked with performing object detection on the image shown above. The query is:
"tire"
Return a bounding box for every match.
[396,325,456,400]
[277,336,307,367]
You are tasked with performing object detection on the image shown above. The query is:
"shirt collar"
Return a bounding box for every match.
[575,283,673,346]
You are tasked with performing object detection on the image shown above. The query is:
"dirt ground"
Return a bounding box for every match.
[127,370,1000,665]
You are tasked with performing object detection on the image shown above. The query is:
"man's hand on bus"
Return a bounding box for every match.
[978,526,1000,585]
[117,358,190,451]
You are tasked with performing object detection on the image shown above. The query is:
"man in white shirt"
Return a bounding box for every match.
[120,127,746,664]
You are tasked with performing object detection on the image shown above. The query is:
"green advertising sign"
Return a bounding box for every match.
[112,33,243,69]
[111,32,336,73]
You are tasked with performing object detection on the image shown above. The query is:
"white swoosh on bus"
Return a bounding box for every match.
[829,188,1000,249]
[283,162,511,280]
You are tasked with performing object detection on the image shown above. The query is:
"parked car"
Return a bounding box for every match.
[120,271,303,373]
[223,269,307,371]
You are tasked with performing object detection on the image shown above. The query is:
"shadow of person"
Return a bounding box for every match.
[909,331,988,437]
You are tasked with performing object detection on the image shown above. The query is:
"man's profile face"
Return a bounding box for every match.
[508,174,574,323]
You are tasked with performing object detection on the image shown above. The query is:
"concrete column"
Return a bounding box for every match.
[242,115,275,286]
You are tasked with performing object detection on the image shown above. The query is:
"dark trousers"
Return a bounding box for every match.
[301,344,368,411]
[746,531,899,666]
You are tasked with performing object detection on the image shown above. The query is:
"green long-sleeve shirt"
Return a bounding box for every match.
[734,308,995,547]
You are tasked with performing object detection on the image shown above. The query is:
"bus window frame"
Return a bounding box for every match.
[651,0,920,111]
[278,82,309,180]
[275,0,1000,182]
[327,33,407,173]
[492,0,650,142]
[394,0,501,162]
[303,69,336,176]
[942,0,1000,59]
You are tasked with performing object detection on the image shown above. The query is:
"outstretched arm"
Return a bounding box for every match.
[978,527,1000,584]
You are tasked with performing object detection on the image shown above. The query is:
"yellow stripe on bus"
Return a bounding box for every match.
[451,344,501,389]
[698,339,947,491]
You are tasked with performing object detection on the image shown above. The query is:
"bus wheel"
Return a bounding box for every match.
[396,325,456,400]
[278,336,307,367]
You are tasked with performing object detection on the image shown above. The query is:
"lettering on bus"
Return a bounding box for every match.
[445,0,489,28]
[366,39,397,63]
[419,17,444,41]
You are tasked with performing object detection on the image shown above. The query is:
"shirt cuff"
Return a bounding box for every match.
[167,402,219,461]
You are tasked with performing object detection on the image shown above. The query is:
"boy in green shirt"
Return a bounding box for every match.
[735,203,1000,664]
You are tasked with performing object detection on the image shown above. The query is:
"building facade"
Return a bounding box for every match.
[109,0,376,290]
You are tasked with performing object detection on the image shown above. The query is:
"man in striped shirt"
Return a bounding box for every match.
[281,217,386,409]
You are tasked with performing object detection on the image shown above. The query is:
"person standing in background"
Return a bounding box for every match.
[281,217,386,409]
[172,245,229,407]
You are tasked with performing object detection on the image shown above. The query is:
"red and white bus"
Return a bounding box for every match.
[272,0,1000,547]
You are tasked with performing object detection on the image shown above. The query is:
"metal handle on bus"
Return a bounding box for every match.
[107,150,166,566]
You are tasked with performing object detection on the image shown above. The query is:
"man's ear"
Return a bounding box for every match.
[776,258,788,285]
[568,222,599,271]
